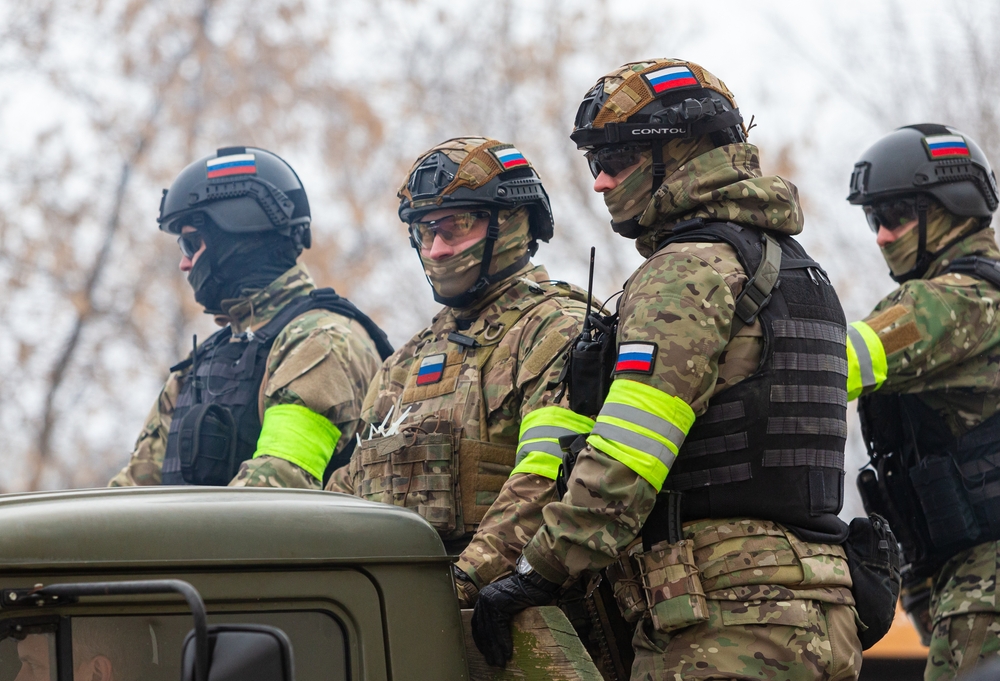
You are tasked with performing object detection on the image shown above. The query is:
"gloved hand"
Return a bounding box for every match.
[453,565,480,609]
[471,564,559,668]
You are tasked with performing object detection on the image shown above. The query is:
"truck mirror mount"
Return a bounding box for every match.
[182,625,295,681]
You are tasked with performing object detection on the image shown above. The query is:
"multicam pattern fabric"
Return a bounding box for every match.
[521,136,859,673]
[858,228,1000,434]
[109,264,382,488]
[328,264,588,591]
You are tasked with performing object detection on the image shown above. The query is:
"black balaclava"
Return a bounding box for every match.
[188,219,299,313]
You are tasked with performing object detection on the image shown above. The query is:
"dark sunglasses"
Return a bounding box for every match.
[409,211,490,249]
[862,199,919,234]
[177,231,205,258]
[585,144,646,179]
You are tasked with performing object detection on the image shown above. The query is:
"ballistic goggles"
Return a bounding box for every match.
[585,144,647,179]
[409,211,490,249]
[863,199,920,234]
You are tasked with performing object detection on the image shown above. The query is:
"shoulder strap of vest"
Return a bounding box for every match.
[168,326,232,374]
[942,255,1000,290]
[658,219,783,336]
[250,288,394,361]
[471,279,589,371]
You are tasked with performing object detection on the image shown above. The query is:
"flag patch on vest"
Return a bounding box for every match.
[923,135,970,160]
[615,342,657,374]
[643,65,699,95]
[207,153,257,179]
[492,146,529,170]
[416,353,446,385]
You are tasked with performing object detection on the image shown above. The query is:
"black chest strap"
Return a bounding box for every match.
[942,255,1000,289]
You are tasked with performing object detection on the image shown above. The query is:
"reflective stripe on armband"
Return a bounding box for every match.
[846,320,888,401]
[510,406,595,480]
[588,379,696,491]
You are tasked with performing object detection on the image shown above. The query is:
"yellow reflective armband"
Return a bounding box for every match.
[254,404,341,482]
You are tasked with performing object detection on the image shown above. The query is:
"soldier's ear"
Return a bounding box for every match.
[88,655,114,681]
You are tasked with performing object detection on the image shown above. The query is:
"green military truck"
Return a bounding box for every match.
[0,487,600,681]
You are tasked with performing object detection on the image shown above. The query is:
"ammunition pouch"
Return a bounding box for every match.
[354,423,459,533]
[352,421,514,538]
[843,514,901,650]
[910,456,981,551]
[176,403,238,485]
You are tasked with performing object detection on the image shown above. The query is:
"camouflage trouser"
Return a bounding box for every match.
[925,612,1000,681]
[923,540,1000,681]
[630,599,862,680]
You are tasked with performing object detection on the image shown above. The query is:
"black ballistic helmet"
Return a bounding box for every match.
[848,124,999,282]
[158,146,312,252]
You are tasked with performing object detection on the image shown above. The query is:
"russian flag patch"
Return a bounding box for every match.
[492,146,529,170]
[207,153,257,179]
[416,353,446,385]
[643,65,699,95]
[923,135,970,160]
[615,342,657,374]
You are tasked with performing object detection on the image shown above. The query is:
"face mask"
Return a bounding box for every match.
[879,225,920,278]
[188,252,225,313]
[418,208,532,305]
[602,151,653,228]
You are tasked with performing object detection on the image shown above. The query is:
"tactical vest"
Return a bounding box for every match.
[858,255,1000,579]
[351,278,588,544]
[650,220,849,539]
[162,289,393,486]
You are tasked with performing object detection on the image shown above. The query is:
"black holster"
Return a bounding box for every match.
[177,403,238,485]
[843,513,901,650]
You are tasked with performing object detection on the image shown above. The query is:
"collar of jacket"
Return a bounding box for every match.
[925,226,1000,279]
[432,262,547,332]
[216,263,316,334]
[634,143,805,258]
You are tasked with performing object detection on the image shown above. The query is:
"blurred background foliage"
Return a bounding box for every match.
[0,0,997,517]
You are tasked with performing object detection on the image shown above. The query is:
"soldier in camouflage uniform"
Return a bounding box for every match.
[326,138,592,607]
[472,60,863,680]
[845,125,1000,681]
[110,147,388,490]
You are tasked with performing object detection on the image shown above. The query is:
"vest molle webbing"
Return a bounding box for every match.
[656,221,850,538]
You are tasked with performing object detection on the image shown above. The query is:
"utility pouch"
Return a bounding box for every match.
[604,540,647,624]
[909,456,980,551]
[639,539,709,634]
[356,421,459,534]
[843,513,901,650]
[177,403,238,485]
[556,433,589,498]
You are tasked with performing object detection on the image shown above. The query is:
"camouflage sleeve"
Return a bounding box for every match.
[523,246,742,583]
[854,274,1000,394]
[231,311,382,489]
[108,372,182,487]
[457,298,587,591]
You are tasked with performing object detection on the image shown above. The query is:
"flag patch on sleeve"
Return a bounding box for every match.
[207,153,257,179]
[416,353,447,385]
[492,146,529,170]
[643,65,699,95]
[923,135,970,160]
[615,342,657,374]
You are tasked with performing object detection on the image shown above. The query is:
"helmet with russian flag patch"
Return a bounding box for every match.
[397,136,553,245]
[158,146,312,252]
[571,59,746,197]
[847,124,998,217]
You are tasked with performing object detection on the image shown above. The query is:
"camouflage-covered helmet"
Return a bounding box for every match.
[397,137,553,244]
[847,124,998,216]
[572,59,746,190]
[158,146,312,252]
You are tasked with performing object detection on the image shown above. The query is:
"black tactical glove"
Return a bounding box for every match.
[471,557,560,668]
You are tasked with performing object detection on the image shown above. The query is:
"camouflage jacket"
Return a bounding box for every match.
[851,228,1000,433]
[327,264,591,590]
[523,144,852,604]
[109,264,382,489]
[848,228,1000,619]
